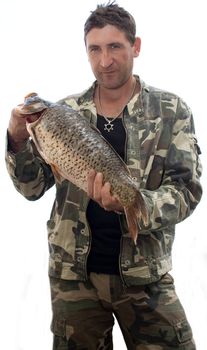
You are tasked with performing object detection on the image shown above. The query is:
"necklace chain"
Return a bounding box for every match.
[98,78,137,132]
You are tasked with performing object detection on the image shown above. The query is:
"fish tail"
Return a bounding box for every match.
[124,191,148,244]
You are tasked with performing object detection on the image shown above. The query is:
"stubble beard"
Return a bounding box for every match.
[97,72,132,90]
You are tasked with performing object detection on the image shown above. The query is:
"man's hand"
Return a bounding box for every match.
[8,106,40,153]
[87,170,124,213]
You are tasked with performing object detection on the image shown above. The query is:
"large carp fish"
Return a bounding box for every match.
[16,93,148,243]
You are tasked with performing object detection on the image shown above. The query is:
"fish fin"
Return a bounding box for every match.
[90,123,131,175]
[50,164,63,183]
[124,191,148,244]
[90,123,102,134]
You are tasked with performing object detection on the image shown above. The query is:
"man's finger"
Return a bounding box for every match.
[87,169,96,197]
[93,172,103,202]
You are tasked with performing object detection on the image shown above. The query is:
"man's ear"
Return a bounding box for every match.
[133,37,141,57]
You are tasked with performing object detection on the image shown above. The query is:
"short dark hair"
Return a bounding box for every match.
[84,1,136,45]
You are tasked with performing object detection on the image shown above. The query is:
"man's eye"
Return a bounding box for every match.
[111,44,120,49]
[90,47,99,52]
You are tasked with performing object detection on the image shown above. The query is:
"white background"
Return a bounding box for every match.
[0,0,206,349]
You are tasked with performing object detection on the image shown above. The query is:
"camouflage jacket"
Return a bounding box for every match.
[5,76,202,286]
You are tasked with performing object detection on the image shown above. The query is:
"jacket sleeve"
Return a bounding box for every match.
[5,133,55,200]
[140,97,202,231]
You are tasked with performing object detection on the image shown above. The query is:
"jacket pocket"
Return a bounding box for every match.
[51,317,75,341]
[51,317,66,337]
[173,319,193,344]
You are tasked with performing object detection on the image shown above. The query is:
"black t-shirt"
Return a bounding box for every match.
[86,115,126,274]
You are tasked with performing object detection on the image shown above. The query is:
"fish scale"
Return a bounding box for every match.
[16,93,148,243]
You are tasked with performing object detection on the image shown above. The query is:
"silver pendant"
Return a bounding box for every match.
[104,121,114,132]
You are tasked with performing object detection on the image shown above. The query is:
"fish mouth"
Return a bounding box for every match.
[16,93,48,115]
[16,103,47,115]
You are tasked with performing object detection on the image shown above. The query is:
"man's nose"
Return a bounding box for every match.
[100,51,113,68]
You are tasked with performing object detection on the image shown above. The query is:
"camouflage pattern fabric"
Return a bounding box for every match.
[50,273,195,349]
[5,76,202,286]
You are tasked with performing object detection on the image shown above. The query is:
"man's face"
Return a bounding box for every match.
[85,24,141,89]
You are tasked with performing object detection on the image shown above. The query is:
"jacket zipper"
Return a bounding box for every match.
[118,111,128,287]
[83,110,96,281]
[118,218,128,288]
[83,198,92,281]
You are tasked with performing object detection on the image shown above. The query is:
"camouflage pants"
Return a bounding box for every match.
[50,273,195,350]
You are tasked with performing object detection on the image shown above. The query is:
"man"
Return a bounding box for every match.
[6,2,202,349]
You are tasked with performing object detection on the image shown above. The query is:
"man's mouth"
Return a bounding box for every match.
[102,70,115,74]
